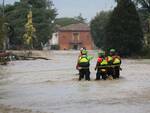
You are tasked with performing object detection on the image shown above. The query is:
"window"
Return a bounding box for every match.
[72,32,80,41]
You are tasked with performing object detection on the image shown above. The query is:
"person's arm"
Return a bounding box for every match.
[119,56,122,64]
[95,57,102,70]
[106,57,108,62]
[95,62,99,71]
[87,55,94,60]
[76,55,80,70]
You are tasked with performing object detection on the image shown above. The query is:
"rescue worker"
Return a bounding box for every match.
[112,50,121,79]
[106,49,121,79]
[77,49,93,81]
[95,51,108,80]
[76,47,87,79]
[106,49,114,79]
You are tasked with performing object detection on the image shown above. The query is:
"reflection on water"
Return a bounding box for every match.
[0,51,150,113]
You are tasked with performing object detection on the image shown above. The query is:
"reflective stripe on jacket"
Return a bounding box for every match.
[107,56,113,65]
[78,55,90,68]
[107,56,113,61]
[113,57,121,65]
[79,56,89,63]
[100,59,108,66]
[98,57,108,66]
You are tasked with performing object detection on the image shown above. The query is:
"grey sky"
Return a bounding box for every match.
[1,0,116,21]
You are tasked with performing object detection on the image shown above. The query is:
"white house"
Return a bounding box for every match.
[49,32,59,46]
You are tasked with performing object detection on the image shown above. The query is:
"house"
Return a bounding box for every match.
[50,23,94,50]
[49,32,59,45]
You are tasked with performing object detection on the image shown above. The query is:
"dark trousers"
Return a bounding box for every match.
[79,69,90,81]
[113,66,120,79]
[107,67,113,76]
[96,68,107,80]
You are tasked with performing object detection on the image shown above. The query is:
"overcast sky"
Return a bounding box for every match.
[1,0,116,21]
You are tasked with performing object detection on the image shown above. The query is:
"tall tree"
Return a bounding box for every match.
[74,13,87,23]
[132,0,150,48]
[0,17,4,49]
[134,0,150,12]
[4,0,57,49]
[55,14,86,27]
[23,9,36,49]
[90,11,111,49]
[105,0,144,56]
[55,17,80,27]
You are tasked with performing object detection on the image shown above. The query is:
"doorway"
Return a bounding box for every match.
[73,44,78,50]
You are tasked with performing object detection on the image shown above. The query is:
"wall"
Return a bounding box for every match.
[58,31,93,50]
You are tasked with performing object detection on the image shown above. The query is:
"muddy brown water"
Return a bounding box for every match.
[0,51,150,113]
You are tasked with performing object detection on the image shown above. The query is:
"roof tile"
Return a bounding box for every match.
[59,23,90,31]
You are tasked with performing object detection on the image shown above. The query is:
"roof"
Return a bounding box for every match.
[58,23,90,32]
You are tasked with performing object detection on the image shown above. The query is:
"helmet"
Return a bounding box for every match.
[83,47,86,50]
[80,48,84,51]
[81,50,88,55]
[80,47,86,51]
[98,50,105,57]
[110,49,116,53]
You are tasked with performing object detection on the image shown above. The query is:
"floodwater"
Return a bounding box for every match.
[0,51,150,113]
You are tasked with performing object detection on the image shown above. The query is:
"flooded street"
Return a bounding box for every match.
[0,51,150,113]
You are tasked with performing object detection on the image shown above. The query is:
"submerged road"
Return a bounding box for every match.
[0,51,150,113]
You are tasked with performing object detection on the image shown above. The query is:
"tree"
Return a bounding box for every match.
[55,17,80,27]
[0,17,4,49]
[4,0,57,49]
[74,13,87,23]
[133,0,150,49]
[0,5,3,17]
[0,5,4,49]
[134,0,150,12]
[23,9,36,49]
[55,14,86,27]
[90,11,111,49]
[105,0,144,56]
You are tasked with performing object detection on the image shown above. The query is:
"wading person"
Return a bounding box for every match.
[95,51,108,80]
[77,49,93,81]
[76,47,87,79]
[112,51,121,79]
[106,49,114,79]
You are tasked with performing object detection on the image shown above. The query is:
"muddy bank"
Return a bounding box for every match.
[6,50,51,59]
